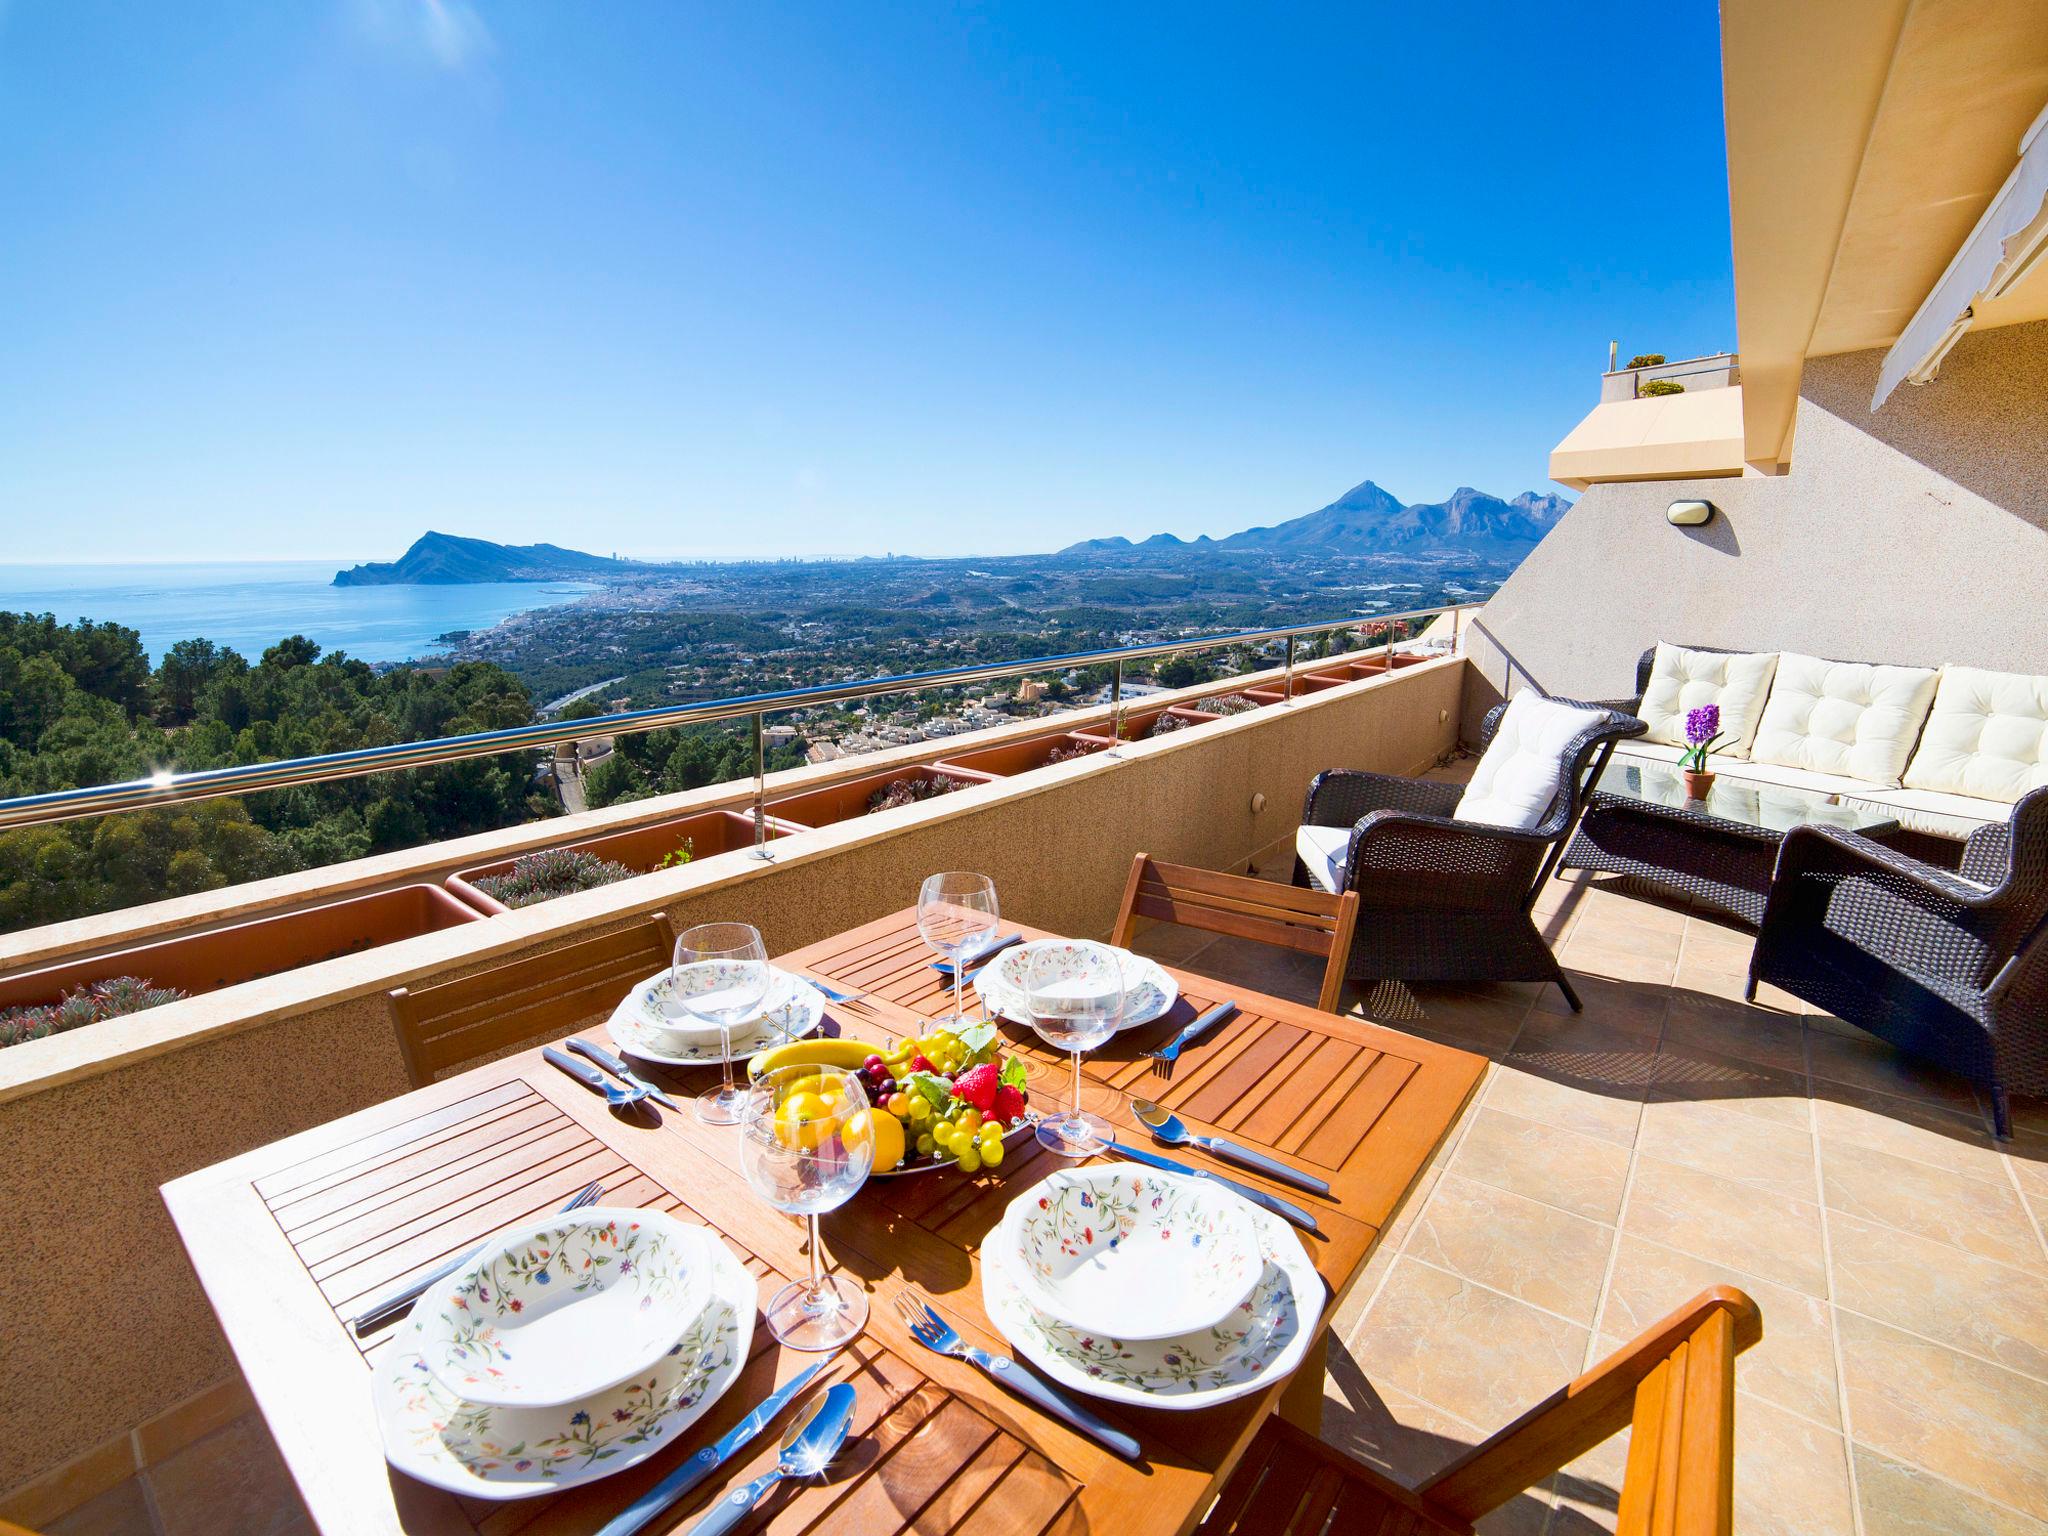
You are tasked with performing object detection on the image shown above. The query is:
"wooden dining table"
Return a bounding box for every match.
[163,908,1486,1536]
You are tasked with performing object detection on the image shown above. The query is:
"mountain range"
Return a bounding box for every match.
[1061,481,1571,557]
[333,479,1573,585]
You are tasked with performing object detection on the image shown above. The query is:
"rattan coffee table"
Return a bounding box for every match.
[1559,757,1902,925]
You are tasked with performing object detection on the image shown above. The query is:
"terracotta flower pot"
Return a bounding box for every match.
[1682,769,1716,800]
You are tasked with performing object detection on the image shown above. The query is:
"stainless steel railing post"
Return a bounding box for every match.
[1110,658,1126,751]
[749,711,771,860]
[1284,635,1296,703]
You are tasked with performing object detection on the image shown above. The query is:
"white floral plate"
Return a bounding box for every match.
[606,969,824,1067]
[981,1201,1324,1410]
[420,1210,716,1408]
[373,1220,754,1499]
[974,942,1178,1032]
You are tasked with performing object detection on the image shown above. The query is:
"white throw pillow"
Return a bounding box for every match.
[1637,643,1778,759]
[1749,652,1939,788]
[1455,693,1606,831]
[1902,666,2048,804]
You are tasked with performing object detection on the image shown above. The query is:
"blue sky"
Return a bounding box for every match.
[0,2,1734,563]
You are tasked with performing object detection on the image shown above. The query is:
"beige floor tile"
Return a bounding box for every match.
[1449,1107,1633,1224]
[1644,1048,1812,1128]
[1821,1140,2043,1270]
[1658,989,1809,1075]
[1853,1446,2048,1536]
[144,1415,303,1536]
[1812,1083,2006,1183]
[1348,1256,1590,1431]
[1320,1356,1480,1481]
[1513,1008,1664,1062]
[1483,1061,1644,1148]
[1528,971,1672,1033]
[1557,939,1679,987]
[1548,1426,1628,1535]
[1624,1154,1829,1297]
[1729,1392,1857,1536]
[1804,1028,1981,1114]
[1473,1487,1556,1536]
[2007,1131,2048,1199]
[1837,1310,2048,1517]
[1406,1172,1615,1325]
[45,1479,156,1536]
[1636,1095,1819,1204]
[1828,1208,2048,1381]
[1599,1235,1840,1429]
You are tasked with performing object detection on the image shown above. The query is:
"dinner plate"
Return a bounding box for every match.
[373,1220,754,1499]
[605,969,825,1067]
[981,1201,1323,1410]
[973,942,1178,1032]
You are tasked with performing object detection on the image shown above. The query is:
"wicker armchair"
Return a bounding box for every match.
[1294,699,1645,1011]
[1748,786,2048,1138]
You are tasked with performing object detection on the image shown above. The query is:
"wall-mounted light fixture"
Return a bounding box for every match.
[1667,499,1715,527]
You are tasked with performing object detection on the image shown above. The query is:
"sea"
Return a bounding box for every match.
[0,562,593,665]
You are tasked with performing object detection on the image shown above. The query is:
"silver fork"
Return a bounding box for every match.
[892,1290,1141,1459]
[1143,1000,1239,1080]
[806,977,874,1006]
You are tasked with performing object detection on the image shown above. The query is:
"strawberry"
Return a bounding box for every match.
[954,1063,1000,1112]
[990,1084,1026,1125]
[910,1055,937,1075]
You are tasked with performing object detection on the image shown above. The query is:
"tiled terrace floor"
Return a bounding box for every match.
[1139,766,2048,1536]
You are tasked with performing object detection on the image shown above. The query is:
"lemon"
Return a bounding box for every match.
[849,1107,906,1172]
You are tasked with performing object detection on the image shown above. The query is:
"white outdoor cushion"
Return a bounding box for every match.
[1637,643,1779,759]
[1295,825,1351,893]
[1749,652,1939,788]
[1903,666,2048,804]
[1455,692,1605,830]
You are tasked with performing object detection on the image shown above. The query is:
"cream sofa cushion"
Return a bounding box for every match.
[1638,643,1778,759]
[1455,692,1604,830]
[1902,666,2048,804]
[1295,825,1351,893]
[1749,651,1939,788]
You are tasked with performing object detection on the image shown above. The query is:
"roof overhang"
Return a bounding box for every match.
[1548,387,1748,493]
[1721,0,2048,466]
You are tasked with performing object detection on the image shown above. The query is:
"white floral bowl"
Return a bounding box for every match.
[419,1208,714,1409]
[1000,1167,1262,1340]
[636,965,792,1051]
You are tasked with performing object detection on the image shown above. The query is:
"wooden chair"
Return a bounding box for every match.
[1112,852,1360,1012]
[1200,1287,1761,1536]
[389,914,676,1086]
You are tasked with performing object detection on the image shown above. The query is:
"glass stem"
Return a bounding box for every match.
[719,1025,734,1097]
[953,963,966,1023]
[807,1213,823,1293]
[1070,1049,1083,1117]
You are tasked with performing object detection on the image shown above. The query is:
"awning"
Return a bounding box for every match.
[1874,99,2048,407]
[1547,387,1748,492]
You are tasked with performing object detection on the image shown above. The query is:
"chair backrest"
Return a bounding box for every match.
[1416,1286,1760,1534]
[1111,853,1359,1012]
[1475,697,1648,845]
[389,913,676,1085]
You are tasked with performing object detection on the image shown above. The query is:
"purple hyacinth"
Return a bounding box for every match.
[1684,704,1720,747]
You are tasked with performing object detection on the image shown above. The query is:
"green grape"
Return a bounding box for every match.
[956,1147,982,1173]
[982,1141,1005,1168]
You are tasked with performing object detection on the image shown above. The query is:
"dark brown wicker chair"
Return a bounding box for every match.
[1294,698,1645,1011]
[1748,786,2048,1138]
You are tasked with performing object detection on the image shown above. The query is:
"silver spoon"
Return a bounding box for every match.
[1129,1097,1332,1197]
[686,1382,856,1535]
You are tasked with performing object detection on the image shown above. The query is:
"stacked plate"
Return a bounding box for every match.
[974,940,1179,1031]
[373,1207,754,1498]
[606,965,826,1066]
[983,1167,1323,1409]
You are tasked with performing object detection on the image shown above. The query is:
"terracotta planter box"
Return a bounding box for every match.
[934,732,1109,777]
[0,884,483,1010]
[1244,677,1324,702]
[446,809,796,915]
[1073,705,1220,745]
[767,765,997,829]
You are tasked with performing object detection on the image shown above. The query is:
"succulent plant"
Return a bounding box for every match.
[1150,712,1197,735]
[1045,739,1104,765]
[1205,693,1262,715]
[0,976,188,1050]
[656,837,696,870]
[474,847,640,909]
[866,774,972,814]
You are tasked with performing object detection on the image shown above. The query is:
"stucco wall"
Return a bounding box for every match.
[0,659,1460,1497]
[1463,320,2048,735]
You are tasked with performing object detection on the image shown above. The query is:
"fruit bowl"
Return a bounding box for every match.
[419,1209,715,1408]
[999,1167,1263,1340]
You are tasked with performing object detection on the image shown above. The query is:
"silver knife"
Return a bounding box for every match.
[595,1358,833,1536]
[569,1036,681,1111]
[1107,1142,1322,1237]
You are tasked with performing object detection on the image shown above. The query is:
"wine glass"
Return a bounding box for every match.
[1022,941,1125,1157]
[917,872,999,1026]
[671,921,772,1125]
[740,1065,876,1349]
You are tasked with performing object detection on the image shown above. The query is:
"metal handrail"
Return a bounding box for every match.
[0,602,1470,834]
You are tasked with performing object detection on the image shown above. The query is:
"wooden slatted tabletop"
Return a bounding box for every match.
[163,909,1485,1536]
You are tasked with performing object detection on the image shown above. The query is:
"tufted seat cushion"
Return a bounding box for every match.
[1902,666,2048,804]
[1295,825,1351,893]
[1454,692,1606,830]
[1637,643,1778,759]
[1749,651,1939,788]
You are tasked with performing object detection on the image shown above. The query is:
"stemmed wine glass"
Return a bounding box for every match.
[671,921,772,1125]
[917,872,999,1026]
[1022,941,1126,1157]
[740,1065,876,1349]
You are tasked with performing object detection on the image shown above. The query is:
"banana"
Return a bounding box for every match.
[747,1037,887,1078]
